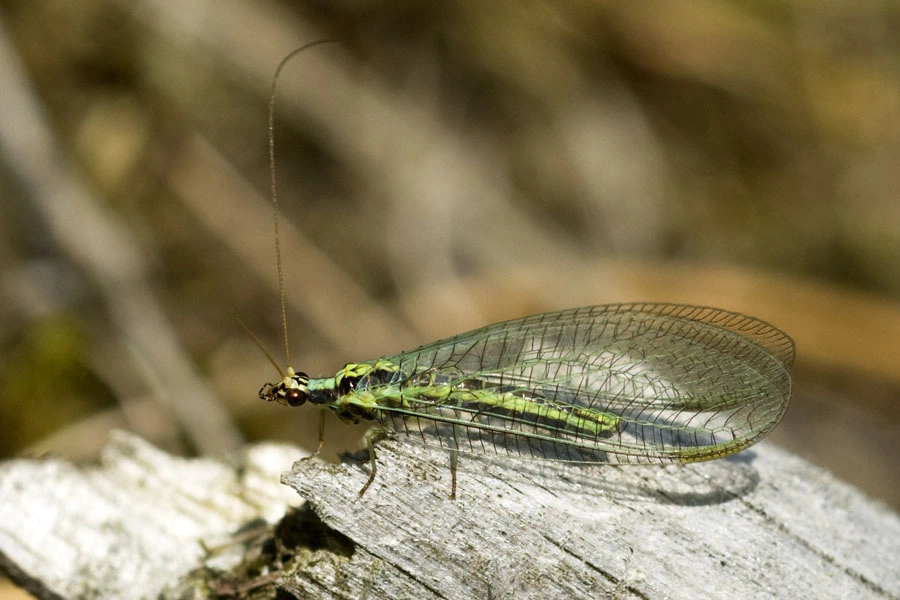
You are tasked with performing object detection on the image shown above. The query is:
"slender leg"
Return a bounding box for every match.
[449,422,460,500]
[449,448,458,501]
[314,408,326,455]
[358,429,380,497]
[301,409,327,463]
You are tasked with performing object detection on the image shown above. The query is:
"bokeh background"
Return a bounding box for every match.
[1,2,898,576]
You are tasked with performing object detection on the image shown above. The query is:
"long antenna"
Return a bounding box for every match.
[268,40,337,368]
[234,310,284,378]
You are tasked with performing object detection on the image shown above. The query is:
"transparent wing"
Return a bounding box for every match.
[363,303,794,464]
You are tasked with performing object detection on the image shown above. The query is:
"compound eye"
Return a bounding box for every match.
[285,388,307,407]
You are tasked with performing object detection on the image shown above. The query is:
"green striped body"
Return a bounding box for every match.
[260,303,794,467]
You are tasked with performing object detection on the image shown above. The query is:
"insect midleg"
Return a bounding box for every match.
[315,408,327,455]
[359,429,380,497]
[450,417,461,500]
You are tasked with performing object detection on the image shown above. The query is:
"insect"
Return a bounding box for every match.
[260,303,794,499]
[258,45,794,499]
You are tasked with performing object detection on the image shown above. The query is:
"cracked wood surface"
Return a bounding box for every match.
[0,432,897,599]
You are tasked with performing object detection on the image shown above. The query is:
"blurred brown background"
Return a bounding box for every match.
[1,0,898,551]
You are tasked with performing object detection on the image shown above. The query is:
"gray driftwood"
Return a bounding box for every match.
[0,431,897,600]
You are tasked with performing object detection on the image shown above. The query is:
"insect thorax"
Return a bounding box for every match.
[312,360,405,424]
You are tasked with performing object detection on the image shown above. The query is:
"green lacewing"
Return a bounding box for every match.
[258,45,794,499]
[260,303,794,498]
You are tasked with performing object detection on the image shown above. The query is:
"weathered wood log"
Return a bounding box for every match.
[0,431,897,599]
